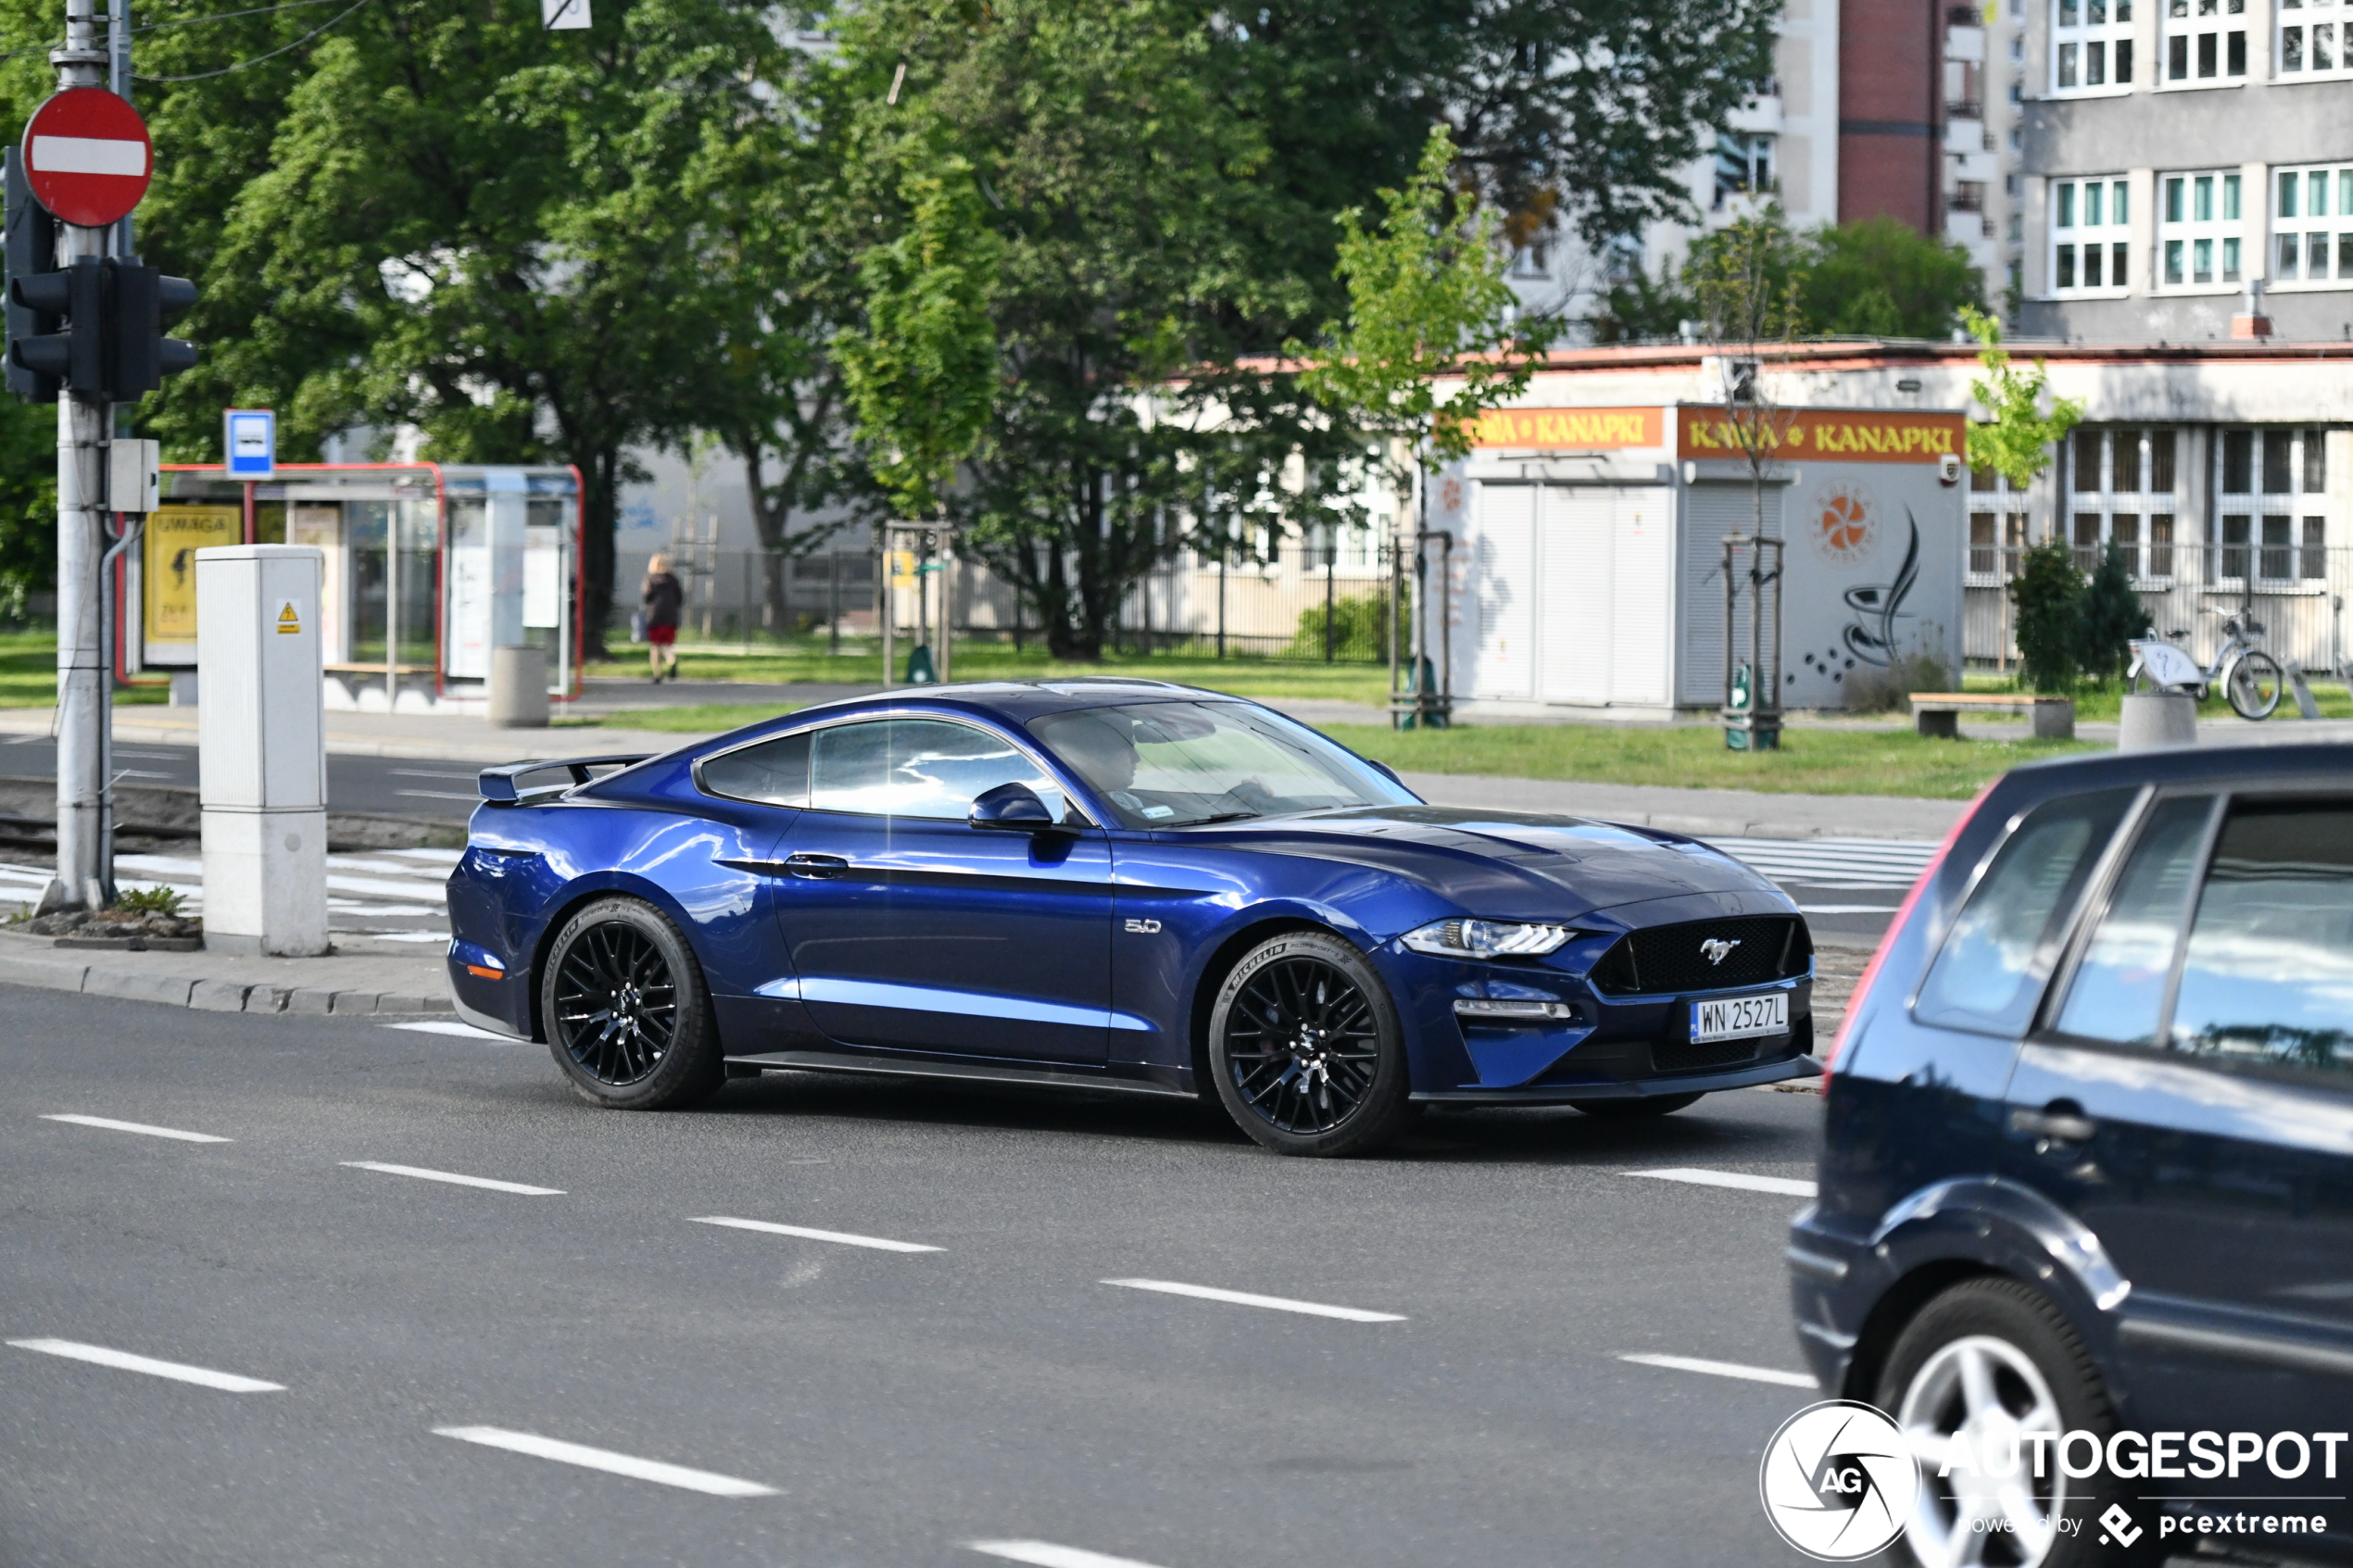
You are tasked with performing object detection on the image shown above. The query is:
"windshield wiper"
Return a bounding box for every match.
[1177,810,1261,826]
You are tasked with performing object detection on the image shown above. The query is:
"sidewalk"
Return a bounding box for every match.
[0,929,451,1016]
[1401,773,1964,841]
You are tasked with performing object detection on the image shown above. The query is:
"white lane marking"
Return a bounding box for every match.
[384,1020,510,1040]
[329,901,441,915]
[433,1425,776,1497]
[42,1113,231,1144]
[1796,904,1898,915]
[396,789,481,802]
[384,847,466,864]
[341,1160,561,1196]
[691,1216,941,1254]
[9,1337,283,1392]
[970,1542,1174,1568]
[1620,1352,1818,1389]
[1101,1278,1404,1323]
[345,930,452,943]
[1629,1166,1818,1198]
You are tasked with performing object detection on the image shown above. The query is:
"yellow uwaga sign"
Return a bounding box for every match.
[1678,408,1965,464]
[1467,407,1664,450]
[144,506,241,644]
[276,601,302,635]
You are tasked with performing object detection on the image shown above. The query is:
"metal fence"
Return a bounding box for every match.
[616,542,1403,663]
[1965,543,2353,678]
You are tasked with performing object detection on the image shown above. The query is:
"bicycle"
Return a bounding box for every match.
[2127,611,2284,720]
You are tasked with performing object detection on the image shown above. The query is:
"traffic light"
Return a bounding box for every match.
[4,146,60,403]
[2,146,196,405]
[106,261,198,397]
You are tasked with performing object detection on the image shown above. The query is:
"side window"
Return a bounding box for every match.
[1914,788,2135,1036]
[2052,795,2216,1044]
[698,732,811,807]
[810,719,1069,822]
[2168,798,2353,1077]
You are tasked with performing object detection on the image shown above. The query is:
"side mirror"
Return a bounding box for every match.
[970,781,1056,831]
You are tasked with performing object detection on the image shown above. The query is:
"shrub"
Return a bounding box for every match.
[1290,590,1403,662]
[114,884,186,917]
[2010,539,2083,695]
[2077,538,2145,684]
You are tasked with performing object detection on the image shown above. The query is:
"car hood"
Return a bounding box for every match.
[1180,805,1783,922]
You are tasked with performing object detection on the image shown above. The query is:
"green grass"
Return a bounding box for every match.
[587,639,1392,704]
[0,630,169,709]
[564,701,803,734]
[1327,722,2096,800]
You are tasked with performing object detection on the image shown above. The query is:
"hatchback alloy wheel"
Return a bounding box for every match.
[1896,1332,2067,1566]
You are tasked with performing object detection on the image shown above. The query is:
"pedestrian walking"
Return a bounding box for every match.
[641,555,684,683]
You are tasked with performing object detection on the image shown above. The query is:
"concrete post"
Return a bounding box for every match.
[196,545,329,955]
[488,644,548,728]
[2118,690,2197,750]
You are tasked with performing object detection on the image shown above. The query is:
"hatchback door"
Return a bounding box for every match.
[2008,790,2353,1445]
[774,716,1115,1065]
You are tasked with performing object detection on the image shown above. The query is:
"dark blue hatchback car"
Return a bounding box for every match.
[444,680,1816,1156]
[1793,743,2353,1567]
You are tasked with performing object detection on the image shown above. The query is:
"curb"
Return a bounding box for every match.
[0,950,453,1017]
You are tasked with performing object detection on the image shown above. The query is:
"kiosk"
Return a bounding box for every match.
[129,463,585,712]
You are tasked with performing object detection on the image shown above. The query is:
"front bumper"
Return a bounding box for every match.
[1411,1051,1819,1104]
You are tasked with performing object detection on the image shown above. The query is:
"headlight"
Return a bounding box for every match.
[1401,919,1578,960]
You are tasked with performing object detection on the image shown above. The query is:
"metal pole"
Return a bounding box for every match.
[938,525,952,684]
[1324,532,1336,663]
[38,0,111,915]
[1216,554,1226,659]
[829,548,841,657]
[879,533,893,686]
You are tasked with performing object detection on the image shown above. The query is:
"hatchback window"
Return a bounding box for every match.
[2169,799,2353,1076]
[810,718,1068,822]
[698,731,812,807]
[2052,795,2216,1044]
[1914,788,2134,1036]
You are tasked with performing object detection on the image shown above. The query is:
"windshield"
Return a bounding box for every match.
[1029,700,1414,828]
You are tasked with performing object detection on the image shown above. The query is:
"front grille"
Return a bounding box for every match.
[1590,916,1809,996]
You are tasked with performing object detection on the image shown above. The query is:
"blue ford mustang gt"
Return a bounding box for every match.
[446,680,1817,1155]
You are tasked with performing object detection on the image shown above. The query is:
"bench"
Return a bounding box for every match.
[1908,692,2076,740]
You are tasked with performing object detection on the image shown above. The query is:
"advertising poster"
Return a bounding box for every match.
[144,504,241,652]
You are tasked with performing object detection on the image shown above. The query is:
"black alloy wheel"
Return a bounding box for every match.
[540,897,724,1110]
[1207,930,1412,1157]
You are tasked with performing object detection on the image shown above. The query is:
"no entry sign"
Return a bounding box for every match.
[21,88,151,228]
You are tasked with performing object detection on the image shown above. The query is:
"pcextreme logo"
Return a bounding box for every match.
[1759,1401,1919,1561]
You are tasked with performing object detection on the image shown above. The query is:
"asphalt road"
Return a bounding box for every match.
[2,985,1838,1568]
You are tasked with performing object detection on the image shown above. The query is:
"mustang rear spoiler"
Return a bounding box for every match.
[477,755,652,804]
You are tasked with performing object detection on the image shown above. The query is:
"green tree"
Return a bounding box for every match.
[1293,124,1555,473]
[1960,304,2083,490]
[835,156,1001,523]
[135,0,786,653]
[2011,537,2084,694]
[2079,537,2145,683]
[0,397,56,619]
[1798,217,1982,338]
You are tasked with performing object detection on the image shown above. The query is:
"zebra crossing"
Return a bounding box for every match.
[0,847,459,944]
[1698,835,1939,893]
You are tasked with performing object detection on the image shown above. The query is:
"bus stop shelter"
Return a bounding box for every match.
[132,463,584,711]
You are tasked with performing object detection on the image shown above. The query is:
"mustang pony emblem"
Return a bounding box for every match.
[1700,937,1742,966]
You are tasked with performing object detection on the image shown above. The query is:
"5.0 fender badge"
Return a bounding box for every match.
[1123,919,1163,935]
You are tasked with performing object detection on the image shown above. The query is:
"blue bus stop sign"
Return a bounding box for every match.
[224,408,275,480]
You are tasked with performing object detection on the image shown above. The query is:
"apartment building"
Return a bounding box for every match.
[2020,0,2353,339]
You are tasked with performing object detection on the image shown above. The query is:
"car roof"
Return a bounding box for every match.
[2000,738,2353,800]
[787,679,1253,724]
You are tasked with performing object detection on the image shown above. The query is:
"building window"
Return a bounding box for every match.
[2278,0,2349,77]
[2051,175,2132,292]
[1969,465,2032,583]
[2070,428,2181,582]
[2270,165,2353,286]
[2055,0,2138,89]
[2213,429,2328,587]
[1509,242,1552,280]
[1714,133,1775,208]
[2158,169,2241,288]
[2166,0,2247,81]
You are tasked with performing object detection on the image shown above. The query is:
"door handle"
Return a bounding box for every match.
[2008,1102,2098,1144]
[783,853,849,880]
